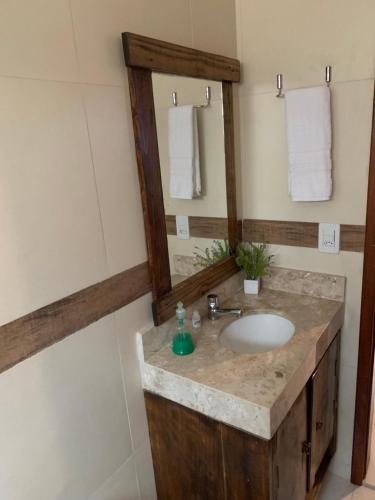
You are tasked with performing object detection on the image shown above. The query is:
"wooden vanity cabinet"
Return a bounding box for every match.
[309,334,339,489]
[145,334,339,500]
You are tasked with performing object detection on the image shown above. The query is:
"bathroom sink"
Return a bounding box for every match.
[220,314,295,354]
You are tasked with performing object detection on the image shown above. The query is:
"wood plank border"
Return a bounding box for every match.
[0,262,151,375]
[0,214,365,374]
[122,33,240,82]
[243,219,365,252]
[351,91,375,484]
[166,215,228,239]
[165,215,242,240]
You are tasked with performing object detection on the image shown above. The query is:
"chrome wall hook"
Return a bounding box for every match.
[325,65,332,87]
[172,86,211,108]
[276,74,284,98]
[276,66,333,97]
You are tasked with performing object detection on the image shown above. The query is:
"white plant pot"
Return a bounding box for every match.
[244,278,260,295]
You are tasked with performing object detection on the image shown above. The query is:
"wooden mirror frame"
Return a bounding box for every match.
[122,33,241,325]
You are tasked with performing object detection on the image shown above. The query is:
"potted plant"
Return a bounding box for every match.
[235,242,273,294]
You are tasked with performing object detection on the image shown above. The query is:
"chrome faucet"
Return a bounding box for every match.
[207,294,242,321]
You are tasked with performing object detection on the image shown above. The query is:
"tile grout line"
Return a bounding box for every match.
[80,93,111,277]
[112,313,137,454]
[188,0,194,48]
[111,314,148,498]
[236,0,243,62]
[67,0,110,276]
[67,0,82,81]
[88,454,139,499]
[0,71,124,89]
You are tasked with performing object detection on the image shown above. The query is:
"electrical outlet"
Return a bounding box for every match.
[318,223,340,254]
[176,215,190,240]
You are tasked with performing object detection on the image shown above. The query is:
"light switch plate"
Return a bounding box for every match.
[176,215,190,240]
[319,223,340,253]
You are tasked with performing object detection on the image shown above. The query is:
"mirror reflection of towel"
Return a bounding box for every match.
[168,105,201,199]
[285,86,332,202]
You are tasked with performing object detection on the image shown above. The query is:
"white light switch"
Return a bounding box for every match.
[319,223,340,253]
[176,215,190,240]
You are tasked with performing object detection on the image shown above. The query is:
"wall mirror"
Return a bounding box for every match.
[122,33,240,325]
[152,73,227,286]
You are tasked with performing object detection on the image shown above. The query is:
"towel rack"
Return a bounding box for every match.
[276,66,332,98]
[172,86,211,108]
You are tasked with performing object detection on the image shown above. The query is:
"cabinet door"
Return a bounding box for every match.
[310,335,339,486]
[221,423,272,499]
[144,391,225,500]
[272,387,309,500]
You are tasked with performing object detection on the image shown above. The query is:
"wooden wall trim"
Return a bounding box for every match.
[165,215,242,240]
[0,217,364,374]
[166,216,365,252]
[122,32,240,83]
[0,262,151,375]
[243,219,365,253]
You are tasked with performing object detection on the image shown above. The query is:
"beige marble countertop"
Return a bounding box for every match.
[138,269,345,440]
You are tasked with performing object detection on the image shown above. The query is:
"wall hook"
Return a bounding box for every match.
[172,86,211,108]
[276,74,284,98]
[325,65,332,87]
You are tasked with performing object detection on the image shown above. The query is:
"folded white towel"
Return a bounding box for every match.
[285,86,332,202]
[168,105,201,199]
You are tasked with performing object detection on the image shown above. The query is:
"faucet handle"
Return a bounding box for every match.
[207,294,219,310]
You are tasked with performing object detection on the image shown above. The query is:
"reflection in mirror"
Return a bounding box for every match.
[152,73,228,287]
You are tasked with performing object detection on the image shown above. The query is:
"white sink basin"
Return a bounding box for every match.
[220,313,295,354]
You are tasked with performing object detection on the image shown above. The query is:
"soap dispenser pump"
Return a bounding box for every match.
[172,301,195,356]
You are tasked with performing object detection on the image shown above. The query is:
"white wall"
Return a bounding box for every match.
[235,0,375,479]
[0,1,237,499]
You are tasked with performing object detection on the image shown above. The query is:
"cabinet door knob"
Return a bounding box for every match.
[316,420,323,431]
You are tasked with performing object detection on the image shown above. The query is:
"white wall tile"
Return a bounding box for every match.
[330,362,358,479]
[238,0,375,95]
[191,0,237,58]
[0,317,132,500]
[0,76,107,325]
[89,457,140,500]
[82,84,147,275]
[70,0,192,85]
[135,442,157,500]
[0,0,78,81]
[115,295,153,451]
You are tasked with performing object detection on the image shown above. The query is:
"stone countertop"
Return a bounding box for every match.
[138,270,345,440]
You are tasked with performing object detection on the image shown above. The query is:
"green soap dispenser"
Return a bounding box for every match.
[172,301,195,356]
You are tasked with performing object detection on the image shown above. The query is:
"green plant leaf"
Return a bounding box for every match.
[193,239,230,268]
[235,242,274,279]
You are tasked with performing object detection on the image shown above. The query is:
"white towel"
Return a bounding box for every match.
[285,86,332,202]
[168,105,201,199]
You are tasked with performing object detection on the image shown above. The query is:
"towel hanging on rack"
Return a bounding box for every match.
[168,105,201,199]
[285,86,332,202]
